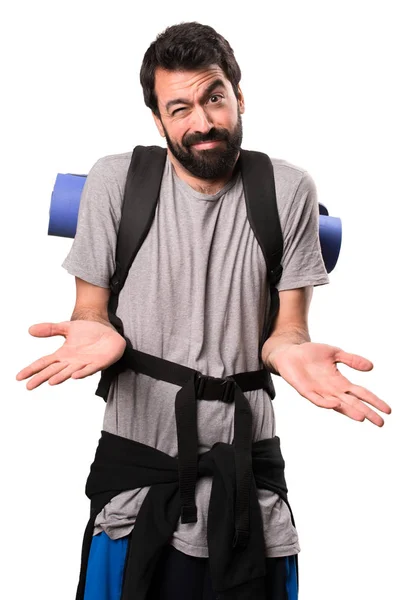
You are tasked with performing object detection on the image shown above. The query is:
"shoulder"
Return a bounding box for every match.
[78,152,134,222]
[268,158,317,223]
[270,157,315,196]
[89,151,133,191]
[240,151,315,206]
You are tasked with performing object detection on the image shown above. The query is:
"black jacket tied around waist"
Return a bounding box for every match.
[76,429,296,600]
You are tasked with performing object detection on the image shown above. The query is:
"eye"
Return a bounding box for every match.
[172,107,187,116]
[209,94,223,104]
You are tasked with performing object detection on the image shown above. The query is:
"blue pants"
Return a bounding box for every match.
[84,532,298,600]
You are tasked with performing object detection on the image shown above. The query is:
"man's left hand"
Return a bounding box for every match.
[268,342,392,426]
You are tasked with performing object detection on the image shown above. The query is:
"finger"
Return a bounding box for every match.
[327,394,366,422]
[334,350,373,372]
[338,392,385,427]
[48,363,88,385]
[332,403,365,422]
[299,390,340,410]
[305,389,366,421]
[26,362,69,390]
[28,322,70,338]
[16,354,57,381]
[71,363,102,379]
[348,384,392,414]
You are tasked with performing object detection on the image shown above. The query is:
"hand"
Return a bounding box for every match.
[268,342,392,426]
[16,321,127,390]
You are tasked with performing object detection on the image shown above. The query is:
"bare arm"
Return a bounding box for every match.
[71,277,112,326]
[262,287,313,374]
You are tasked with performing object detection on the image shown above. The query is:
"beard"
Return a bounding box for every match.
[163,109,243,180]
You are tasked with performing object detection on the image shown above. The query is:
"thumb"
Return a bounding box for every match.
[28,322,71,338]
[335,349,373,372]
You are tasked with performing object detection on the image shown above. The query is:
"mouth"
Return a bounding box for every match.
[191,140,224,150]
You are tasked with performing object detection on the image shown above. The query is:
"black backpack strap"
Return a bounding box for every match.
[239,150,283,282]
[239,150,283,397]
[96,145,167,399]
[97,147,282,400]
[110,145,167,311]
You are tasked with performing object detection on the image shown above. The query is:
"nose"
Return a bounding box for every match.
[190,106,213,134]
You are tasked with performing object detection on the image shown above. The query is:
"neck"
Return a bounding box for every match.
[167,150,240,195]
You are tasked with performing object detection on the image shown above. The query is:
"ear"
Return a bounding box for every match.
[237,85,245,114]
[152,112,166,138]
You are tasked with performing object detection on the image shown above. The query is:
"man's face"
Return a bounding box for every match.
[153,66,245,180]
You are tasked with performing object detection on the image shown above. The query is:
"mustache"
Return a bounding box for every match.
[182,128,230,148]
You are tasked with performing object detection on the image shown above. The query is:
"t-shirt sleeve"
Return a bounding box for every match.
[276,170,330,291]
[62,158,122,288]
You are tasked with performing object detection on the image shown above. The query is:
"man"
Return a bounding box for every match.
[16,22,391,600]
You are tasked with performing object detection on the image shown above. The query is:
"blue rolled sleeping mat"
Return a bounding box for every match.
[318,203,342,273]
[48,173,342,273]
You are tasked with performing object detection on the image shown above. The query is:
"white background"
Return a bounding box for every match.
[1,1,399,598]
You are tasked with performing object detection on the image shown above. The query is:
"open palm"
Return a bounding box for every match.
[16,320,126,390]
[270,342,391,426]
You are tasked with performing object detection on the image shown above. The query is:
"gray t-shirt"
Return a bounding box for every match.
[63,150,329,558]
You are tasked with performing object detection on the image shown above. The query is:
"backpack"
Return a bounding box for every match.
[96,145,284,401]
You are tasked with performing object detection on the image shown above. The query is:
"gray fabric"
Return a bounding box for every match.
[62,149,329,558]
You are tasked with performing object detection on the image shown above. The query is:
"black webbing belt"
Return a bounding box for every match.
[121,346,271,548]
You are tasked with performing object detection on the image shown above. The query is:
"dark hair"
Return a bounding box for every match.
[140,22,242,117]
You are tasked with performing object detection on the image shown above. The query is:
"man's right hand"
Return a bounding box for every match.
[16,320,127,390]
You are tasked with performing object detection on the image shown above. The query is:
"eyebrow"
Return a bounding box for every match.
[165,78,226,113]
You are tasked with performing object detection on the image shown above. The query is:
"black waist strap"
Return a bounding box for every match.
[122,347,269,391]
[96,346,276,401]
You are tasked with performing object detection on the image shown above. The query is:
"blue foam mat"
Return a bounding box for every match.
[49,173,342,273]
